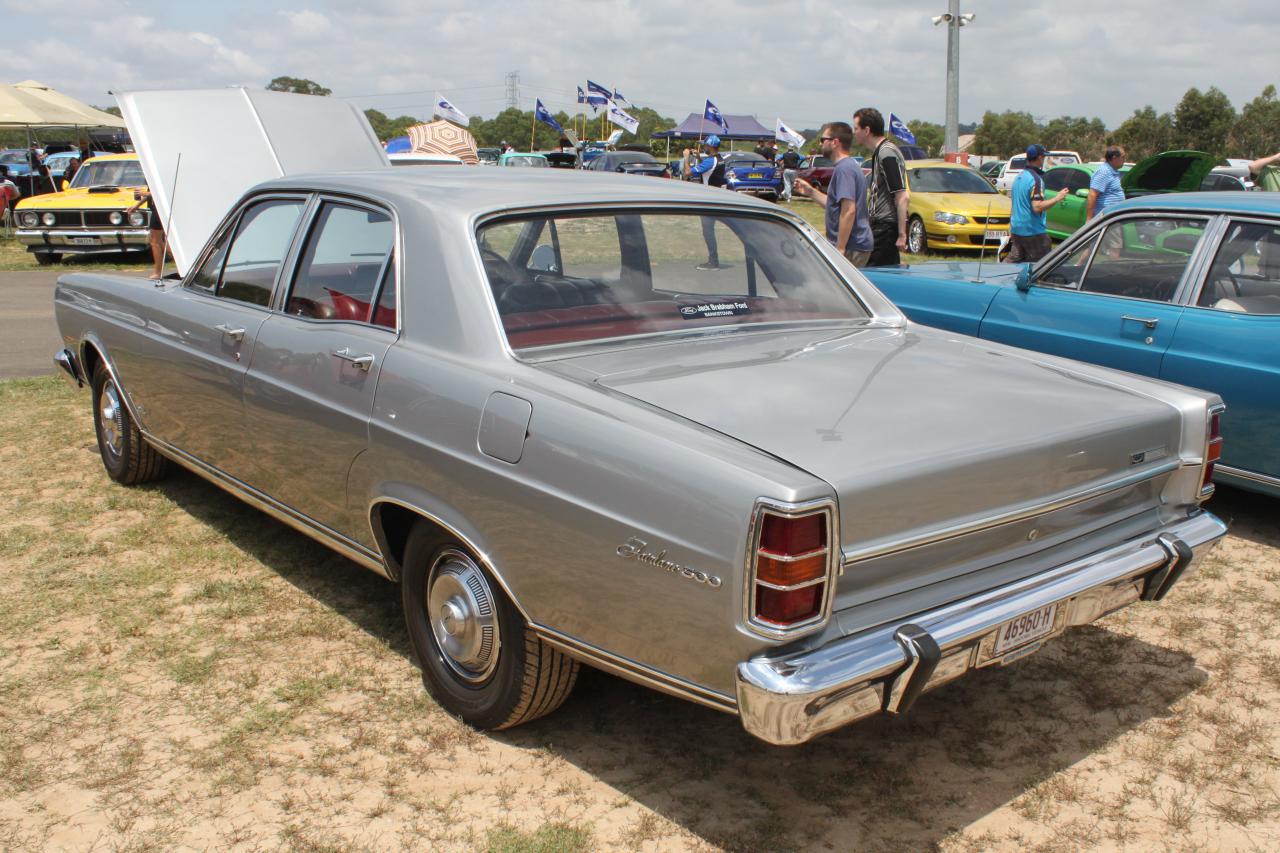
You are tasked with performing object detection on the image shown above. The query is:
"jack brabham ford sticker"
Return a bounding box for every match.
[679,300,751,319]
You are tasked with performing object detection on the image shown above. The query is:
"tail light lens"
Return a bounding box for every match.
[1201,408,1223,495]
[749,504,834,633]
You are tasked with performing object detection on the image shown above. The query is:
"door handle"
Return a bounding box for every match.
[214,323,246,341]
[332,347,375,372]
[1121,315,1160,329]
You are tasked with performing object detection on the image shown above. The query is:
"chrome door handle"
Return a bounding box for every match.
[214,323,246,341]
[332,347,375,372]
[1121,315,1159,329]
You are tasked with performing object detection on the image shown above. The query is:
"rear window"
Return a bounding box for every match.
[477,211,869,351]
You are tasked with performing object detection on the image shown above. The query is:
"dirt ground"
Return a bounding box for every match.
[1,375,1278,852]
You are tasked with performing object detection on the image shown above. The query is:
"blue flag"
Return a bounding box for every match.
[889,113,916,145]
[612,87,629,106]
[577,86,586,104]
[587,80,611,99]
[535,99,563,134]
[704,99,727,132]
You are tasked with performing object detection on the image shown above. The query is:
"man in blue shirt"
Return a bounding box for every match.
[1006,144,1067,263]
[794,122,873,265]
[682,135,730,269]
[1087,146,1126,221]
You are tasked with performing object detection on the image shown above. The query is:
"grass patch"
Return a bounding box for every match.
[484,822,593,853]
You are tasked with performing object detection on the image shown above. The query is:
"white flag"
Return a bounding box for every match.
[606,100,639,135]
[433,93,469,127]
[775,118,805,148]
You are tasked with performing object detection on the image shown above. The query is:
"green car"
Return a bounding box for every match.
[498,151,548,168]
[1042,150,1218,240]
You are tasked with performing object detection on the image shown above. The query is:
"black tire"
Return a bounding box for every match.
[90,361,167,485]
[907,216,927,255]
[34,252,62,266]
[401,524,579,730]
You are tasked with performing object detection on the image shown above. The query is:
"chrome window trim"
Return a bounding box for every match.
[469,201,894,366]
[743,496,840,641]
[1186,215,1280,313]
[1033,212,1215,304]
[841,460,1182,567]
[272,193,402,335]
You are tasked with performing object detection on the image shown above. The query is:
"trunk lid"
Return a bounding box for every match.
[1122,149,1218,197]
[558,326,1183,603]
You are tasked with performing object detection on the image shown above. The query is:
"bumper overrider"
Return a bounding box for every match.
[736,512,1225,745]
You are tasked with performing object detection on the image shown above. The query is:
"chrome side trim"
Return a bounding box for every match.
[144,433,392,580]
[532,624,737,714]
[841,461,1182,566]
[738,511,1226,745]
[1215,465,1280,489]
[78,336,147,429]
[365,496,534,624]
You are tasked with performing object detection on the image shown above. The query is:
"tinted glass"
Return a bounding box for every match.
[1197,221,1280,314]
[1078,217,1208,302]
[478,211,869,351]
[188,224,234,293]
[218,199,304,307]
[69,160,146,188]
[1038,237,1098,289]
[373,259,398,328]
[286,202,394,322]
[908,167,996,194]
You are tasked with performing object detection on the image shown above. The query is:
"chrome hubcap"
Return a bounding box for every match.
[426,549,500,683]
[97,381,124,459]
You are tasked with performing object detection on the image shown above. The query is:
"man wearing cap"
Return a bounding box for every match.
[683,135,729,269]
[1006,144,1067,264]
[1087,146,1127,221]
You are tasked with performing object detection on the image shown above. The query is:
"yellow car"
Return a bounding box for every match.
[14,153,150,266]
[903,160,1011,254]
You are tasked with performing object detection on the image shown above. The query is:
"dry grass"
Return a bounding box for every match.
[0,233,151,272]
[1,375,1278,851]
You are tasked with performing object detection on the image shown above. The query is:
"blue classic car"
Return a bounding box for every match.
[722,152,782,200]
[863,192,1280,497]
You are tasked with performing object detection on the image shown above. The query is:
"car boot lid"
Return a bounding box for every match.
[116,87,389,276]
[1122,150,1218,196]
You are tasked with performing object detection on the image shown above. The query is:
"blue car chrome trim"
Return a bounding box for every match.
[738,511,1225,745]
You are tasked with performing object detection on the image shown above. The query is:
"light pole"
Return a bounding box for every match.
[932,2,974,155]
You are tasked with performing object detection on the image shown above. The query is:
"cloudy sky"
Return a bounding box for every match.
[3,0,1275,130]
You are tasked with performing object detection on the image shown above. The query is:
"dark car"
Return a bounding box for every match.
[587,151,668,177]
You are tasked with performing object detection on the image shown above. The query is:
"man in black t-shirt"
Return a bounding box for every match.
[853,107,909,266]
[779,146,801,201]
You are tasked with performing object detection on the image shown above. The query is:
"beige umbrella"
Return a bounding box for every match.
[0,80,126,128]
[407,120,479,165]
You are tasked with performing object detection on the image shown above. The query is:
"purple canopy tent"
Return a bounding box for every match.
[650,113,775,141]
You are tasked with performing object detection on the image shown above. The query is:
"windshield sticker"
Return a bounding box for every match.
[680,300,751,320]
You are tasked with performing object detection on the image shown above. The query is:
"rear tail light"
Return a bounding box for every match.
[1201,407,1224,496]
[748,502,835,635]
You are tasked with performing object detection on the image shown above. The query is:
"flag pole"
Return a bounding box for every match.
[530,111,536,152]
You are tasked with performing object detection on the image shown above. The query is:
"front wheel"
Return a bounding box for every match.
[90,362,167,485]
[907,216,927,255]
[401,524,579,730]
[34,252,62,266]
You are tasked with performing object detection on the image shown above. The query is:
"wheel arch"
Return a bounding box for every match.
[78,335,146,427]
[369,496,533,623]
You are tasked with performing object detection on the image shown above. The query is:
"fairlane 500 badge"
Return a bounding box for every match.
[616,538,722,588]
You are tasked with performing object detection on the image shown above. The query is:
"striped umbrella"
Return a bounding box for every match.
[407,120,479,165]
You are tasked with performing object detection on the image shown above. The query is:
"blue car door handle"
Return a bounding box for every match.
[1121,315,1160,329]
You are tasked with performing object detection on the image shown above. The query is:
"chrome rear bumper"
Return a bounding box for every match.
[736,511,1225,745]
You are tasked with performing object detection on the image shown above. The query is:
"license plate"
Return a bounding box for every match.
[747,173,763,179]
[983,230,1007,241]
[69,236,99,245]
[992,602,1058,656]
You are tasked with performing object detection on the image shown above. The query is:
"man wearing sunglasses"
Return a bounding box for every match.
[794,122,873,267]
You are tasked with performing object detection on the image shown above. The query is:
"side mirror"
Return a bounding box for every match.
[1014,266,1033,292]
[1074,188,1089,198]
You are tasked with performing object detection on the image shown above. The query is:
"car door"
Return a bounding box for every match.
[981,214,1211,376]
[242,197,397,538]
[1042,167,1073,237]
[1164,218,1280,482]
[124,195,307,479]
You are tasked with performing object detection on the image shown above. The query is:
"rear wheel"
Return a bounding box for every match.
[401,524,579,730]
[90,362,167,485]
[907,216,927,255]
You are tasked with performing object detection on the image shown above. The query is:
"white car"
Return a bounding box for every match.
[995,150,1082,194]
[388,152,463,166]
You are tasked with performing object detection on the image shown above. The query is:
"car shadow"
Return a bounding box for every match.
[1205,484,1279,548]
[152,465,1230,850]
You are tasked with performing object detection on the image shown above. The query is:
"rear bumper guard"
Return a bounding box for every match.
[736,511,1225,745]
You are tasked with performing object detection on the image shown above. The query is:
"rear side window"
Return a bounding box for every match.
[286,202,395,325]
[218,199,305,307]
[1197,221,1280,314]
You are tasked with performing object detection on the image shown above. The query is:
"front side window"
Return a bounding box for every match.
[1037,237,1099,290]
[1197,220,1280,314]
[286,202,394,323]
[477,211,869,351]
[1075,217,1208,302]
[217,199,305,307]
